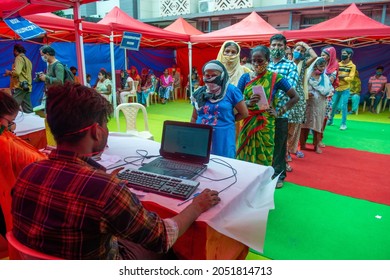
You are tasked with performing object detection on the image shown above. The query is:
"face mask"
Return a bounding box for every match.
[98,75,103,80]
[253,63,268,75]
[376,71,382,76]
[341,54,349,61]
[293,51,303,60]
[203,74,224,86]
[314,69,323,75]
[271,48,285,59]
[205,82,222,94]
[41,55,47,63]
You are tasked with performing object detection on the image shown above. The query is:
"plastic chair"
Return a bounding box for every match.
[363,94,382,113]
[146,78,158,107]
[114,103,154,140]
[121,80,139,103]
[382,83,390,112]
[6,231,63,260]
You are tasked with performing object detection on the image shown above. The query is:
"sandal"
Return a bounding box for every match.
[315,147,323,154]
[286,153,292,162]
[318,141,325,148]
[286,163,293,172]
[295,151,304,158]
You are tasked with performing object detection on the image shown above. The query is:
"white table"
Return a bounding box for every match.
[104,135,277,259]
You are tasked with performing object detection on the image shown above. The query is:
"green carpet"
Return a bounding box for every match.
[108,100,390,260]
[261,183,390,260]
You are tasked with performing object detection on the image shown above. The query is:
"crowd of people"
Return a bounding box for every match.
[0,38,388,260]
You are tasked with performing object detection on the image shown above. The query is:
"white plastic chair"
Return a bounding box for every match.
[120,80,139,104]
[114,103,154,140]
[382,83,390,112]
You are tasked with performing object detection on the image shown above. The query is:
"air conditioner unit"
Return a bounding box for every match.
[199,0,215,13]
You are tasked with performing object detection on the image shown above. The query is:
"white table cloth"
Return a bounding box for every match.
[104,134,277,253]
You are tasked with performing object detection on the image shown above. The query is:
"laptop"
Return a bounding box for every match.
[139,120,213,180]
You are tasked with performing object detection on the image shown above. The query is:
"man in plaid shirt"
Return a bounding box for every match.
[268,34,299,189]
[11,83,220,259]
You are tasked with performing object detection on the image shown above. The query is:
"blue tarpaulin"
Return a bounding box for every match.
[0,41,175,107]
[4,16,46,41]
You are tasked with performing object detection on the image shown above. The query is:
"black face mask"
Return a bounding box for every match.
[341,54,349,61]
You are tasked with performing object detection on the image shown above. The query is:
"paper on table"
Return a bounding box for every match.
[97,153,122,168]
[252,85,269,110]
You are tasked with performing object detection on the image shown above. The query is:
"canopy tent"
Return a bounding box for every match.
[190,11,280,47]
[284,3,390,48]
[0,0,97,19]
[98,6,189,47]
[0,13,110,43]
[164,17,203,35]
[0,0,100,85]
[98,6,191,108]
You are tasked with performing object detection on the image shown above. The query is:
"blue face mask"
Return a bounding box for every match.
[293,51,303,60]
[376,71,382,76]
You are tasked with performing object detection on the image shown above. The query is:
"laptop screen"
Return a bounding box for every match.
[160,120,213,164]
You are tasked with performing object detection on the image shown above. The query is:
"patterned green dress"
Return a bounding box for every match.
[236,71,282,166]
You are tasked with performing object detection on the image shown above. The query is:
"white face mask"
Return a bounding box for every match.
[205,82,221,94]
[98,75,103,80]
[41,55,47,63]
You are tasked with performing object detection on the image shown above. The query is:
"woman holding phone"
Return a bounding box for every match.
[236,45,298,166]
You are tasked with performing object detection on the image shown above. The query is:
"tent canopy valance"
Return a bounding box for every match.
[284,3,390,48]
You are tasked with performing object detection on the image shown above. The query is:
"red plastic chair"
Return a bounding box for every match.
[6,231,62,260]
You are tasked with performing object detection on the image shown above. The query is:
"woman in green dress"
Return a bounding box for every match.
[236,45,298,166]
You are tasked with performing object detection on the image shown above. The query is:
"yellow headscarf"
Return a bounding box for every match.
[216,41,248,86]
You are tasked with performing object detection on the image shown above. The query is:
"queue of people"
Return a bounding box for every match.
[0,40,388,260]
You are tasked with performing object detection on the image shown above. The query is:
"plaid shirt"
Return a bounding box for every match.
[11,149,178,259]
[268,58,299,118]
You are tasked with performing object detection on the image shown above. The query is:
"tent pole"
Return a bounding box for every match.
[74,1,85,85]
[381,4,387,24]
[110,31,117,111]
[188,42,193,99]
[124,48,128,70]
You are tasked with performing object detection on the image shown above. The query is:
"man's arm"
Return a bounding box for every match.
[287,63,299,89]
[344,64,356,83]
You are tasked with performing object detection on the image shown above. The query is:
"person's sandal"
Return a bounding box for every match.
[295,151,304,158]
[315,147,323,154]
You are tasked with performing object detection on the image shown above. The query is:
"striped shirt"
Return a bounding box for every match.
[11,149,178,259]
[268,58,299,118]
[368,75,387,93]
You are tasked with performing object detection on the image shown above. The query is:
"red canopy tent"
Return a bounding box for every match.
[98,6,189,47]
[284,3,390,48]
[190,11,280,47]
[164,17,203,36]
[0,0,101,84]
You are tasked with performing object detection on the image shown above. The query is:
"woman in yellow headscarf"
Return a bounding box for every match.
[216,41,252,86]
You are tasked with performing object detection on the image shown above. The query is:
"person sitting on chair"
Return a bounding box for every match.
[365,66,387,113]
[11,83,220,259]
[0,91,46,237]
[158,68,173,104]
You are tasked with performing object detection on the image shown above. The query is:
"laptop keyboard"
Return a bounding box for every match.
[152,158,204,174]
[117,169,199,200]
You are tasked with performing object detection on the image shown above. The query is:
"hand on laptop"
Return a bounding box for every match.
[192,188,221,212]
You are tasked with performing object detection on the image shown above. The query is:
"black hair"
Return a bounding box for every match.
[0,90,19,118]
[341,48,354,57]
[376,66,384,71]
[270,34,287,46]
[70,66,77,71]
[14,44,26,54]
[40,45,56,56]
[251,45,271,62]
[99,69,108,79]
[46,82,113,144]
[224,42,239,52]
